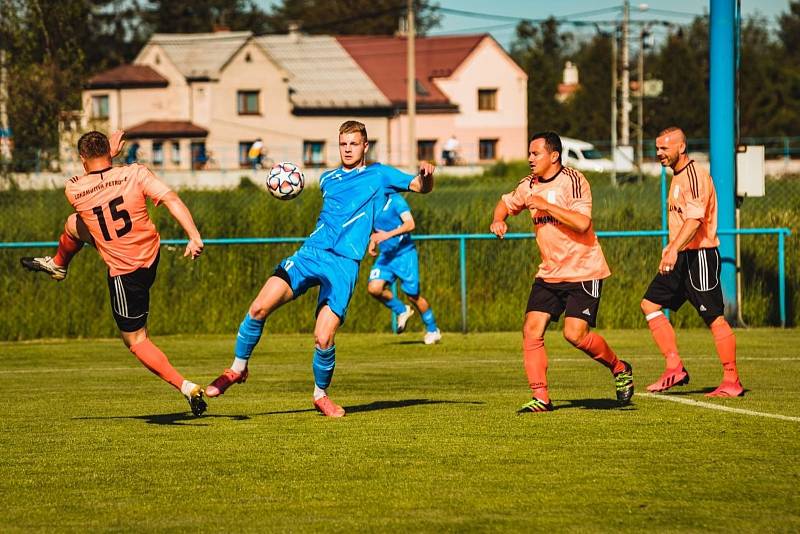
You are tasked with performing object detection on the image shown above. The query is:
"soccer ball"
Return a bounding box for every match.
[266,162,305,200]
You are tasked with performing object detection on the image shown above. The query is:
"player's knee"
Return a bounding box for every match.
[640,299,658,315]
[563,326,588,346]
[367,282,384,297]
[65,214,79,238]
[314,330,334,350]
[248,301,269,321]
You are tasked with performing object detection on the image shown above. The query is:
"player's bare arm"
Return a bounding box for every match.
[160,191,204,259]
[528,195,591,233]
[371,213,415,244]
[659,218,701,274]
[408,162,435,193]
[490,200,510,239]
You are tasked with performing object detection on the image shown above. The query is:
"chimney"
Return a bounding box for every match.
[288,22,301,43]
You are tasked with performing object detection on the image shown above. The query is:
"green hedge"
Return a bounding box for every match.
[1,170,796,340]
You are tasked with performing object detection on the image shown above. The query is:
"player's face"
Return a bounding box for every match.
[339,132,368,169]
[528,139,559,177]
[655,134,683,168]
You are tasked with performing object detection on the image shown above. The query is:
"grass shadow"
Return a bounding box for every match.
[257,398,484,416]
[75,413,251,426]
[554,398,635,411]
[655,387,751,397]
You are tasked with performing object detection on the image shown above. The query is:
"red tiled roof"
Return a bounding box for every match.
[126,120,207,139]
[337,34,486,109]
[86,65,168,89]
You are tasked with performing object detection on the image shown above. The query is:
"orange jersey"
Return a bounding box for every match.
[668,160,719,250]
[502,166,611,283]
[65,164,171,276]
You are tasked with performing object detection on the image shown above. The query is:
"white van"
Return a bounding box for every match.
[560,137,634,173]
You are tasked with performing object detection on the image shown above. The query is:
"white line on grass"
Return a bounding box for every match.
[639,392,800,422]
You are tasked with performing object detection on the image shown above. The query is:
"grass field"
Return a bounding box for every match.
[2,329,799,531]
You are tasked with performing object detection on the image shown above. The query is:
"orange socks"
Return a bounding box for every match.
[576,332,625,374]
[523,337,549,403]
[53,231,84,268]
[129,339,184,390]
[646,311,682,369]
[711,319,738,382]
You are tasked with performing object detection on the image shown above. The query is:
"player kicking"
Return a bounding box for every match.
[490,131,633,413]
[206,121,434,417]
[367,192,441,344]
[20,131,208,415]
[641,127,743,397]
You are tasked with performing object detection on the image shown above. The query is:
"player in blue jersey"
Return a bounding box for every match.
[367,192,441,344]
[206,121,435,417]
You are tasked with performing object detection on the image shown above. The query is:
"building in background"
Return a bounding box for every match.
[75,30,527,173]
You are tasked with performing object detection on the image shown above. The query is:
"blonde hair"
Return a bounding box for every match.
[339,120,367,139]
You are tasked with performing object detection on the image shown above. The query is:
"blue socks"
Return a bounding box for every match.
[421,309,438,333]
[234,313,266,360]
[385,297,406,315]
[313,346,336,389]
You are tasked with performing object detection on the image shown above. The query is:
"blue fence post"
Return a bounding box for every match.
[459,237,467,333]
[778,230,787,328]
[391,280,399,333]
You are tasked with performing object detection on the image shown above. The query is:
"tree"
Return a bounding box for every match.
[138,0,271,35]
[510,18,573,137]
[264,0,441,36]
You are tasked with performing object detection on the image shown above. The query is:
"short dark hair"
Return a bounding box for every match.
[531,131,562,161]
[77,131,111,159]
[339,120,368,140]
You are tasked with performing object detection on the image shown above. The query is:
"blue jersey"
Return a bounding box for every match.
[374,193,415,257]
[305,163,414,260]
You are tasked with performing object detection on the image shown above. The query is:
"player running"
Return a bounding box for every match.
[641,127,743,397]
[206,120,434,417]
[20,130,208,416]
[366,192,441,344]
[490,131,633,413]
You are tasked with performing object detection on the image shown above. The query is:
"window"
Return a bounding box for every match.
[303,141,326,167]
[171,141,181,165]
[366,141,378,163]
[567,149,579,161]
[239,141,254,167]
[417,140,436,162]
[237,90,260,115]
[478,88,497,111]
[152,142,164,166]
[479,139,498,160]
[92,95,109,119]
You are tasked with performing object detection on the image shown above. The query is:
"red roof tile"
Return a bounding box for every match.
[87,65,168,89]
[337,34,486,109]
[126,120,207,139]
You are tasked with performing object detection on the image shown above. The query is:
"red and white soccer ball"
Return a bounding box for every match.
[266,162,305,200]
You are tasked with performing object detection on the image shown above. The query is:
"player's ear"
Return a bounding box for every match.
[552,151,560,164]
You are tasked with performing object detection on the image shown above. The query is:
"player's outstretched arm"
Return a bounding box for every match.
[371,213,415,244]
[490,201,510,239]
[408,162,435,193]
[160,191,204,259]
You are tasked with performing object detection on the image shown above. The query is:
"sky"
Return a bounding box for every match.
[261,1,793,50]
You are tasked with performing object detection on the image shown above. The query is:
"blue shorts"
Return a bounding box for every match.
[274,246,359,322]
[369,248,420,296]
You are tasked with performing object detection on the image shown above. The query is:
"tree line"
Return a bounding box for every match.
[0,0,797,171]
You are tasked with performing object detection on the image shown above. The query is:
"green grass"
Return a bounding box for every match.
[2,329,799,531]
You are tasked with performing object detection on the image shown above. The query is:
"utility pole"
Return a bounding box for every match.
[610,27,618,187]
[406,0,416,173]
[637,26,646,183]
[620,0,630,147]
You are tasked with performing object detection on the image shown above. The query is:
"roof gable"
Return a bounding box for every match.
[142,31,252,80]
[337,34,486,107]
[255,34,390,109]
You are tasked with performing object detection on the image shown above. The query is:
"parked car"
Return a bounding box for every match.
[561,137,634,173]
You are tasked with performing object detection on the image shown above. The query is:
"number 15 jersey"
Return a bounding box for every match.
[65,164,171,276]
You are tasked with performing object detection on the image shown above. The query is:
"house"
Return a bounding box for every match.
[77,30,527,174]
